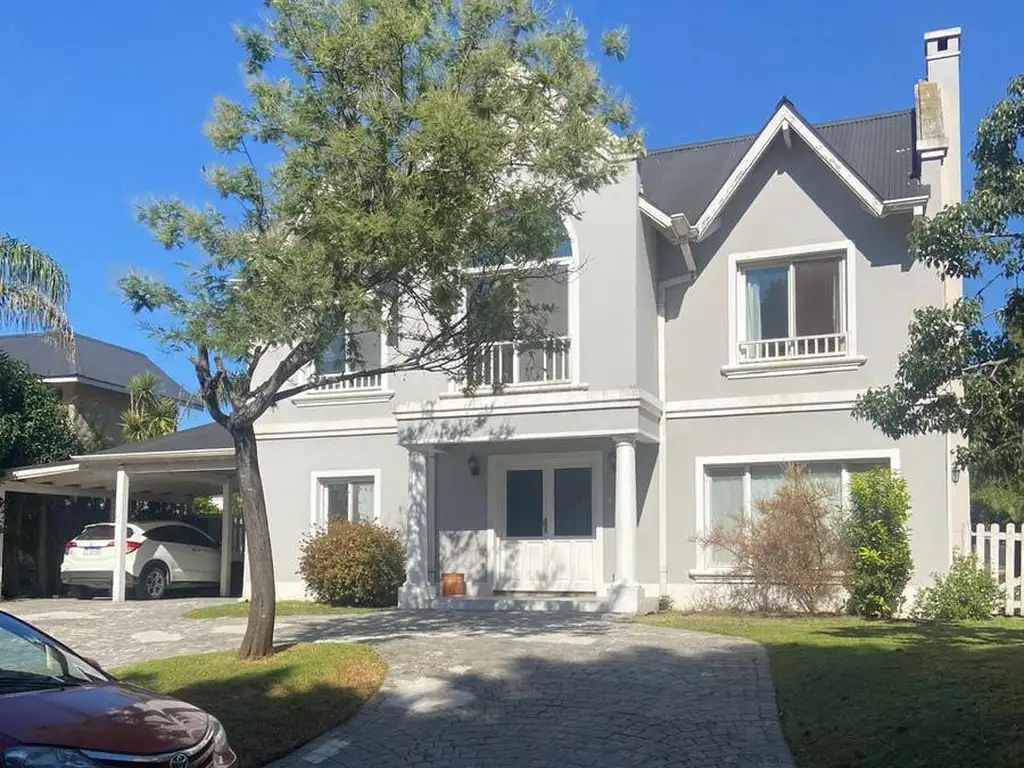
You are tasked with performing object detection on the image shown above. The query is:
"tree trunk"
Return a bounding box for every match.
[233,423,277,660]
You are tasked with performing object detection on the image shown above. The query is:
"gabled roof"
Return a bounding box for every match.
[638,101,927,230]
[0,333,189,402]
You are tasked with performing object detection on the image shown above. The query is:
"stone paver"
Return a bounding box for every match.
[2,599,793,768]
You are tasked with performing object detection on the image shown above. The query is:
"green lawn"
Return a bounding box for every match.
[114,643,386,768]
[184,600,393,619]
[641,613,1024,768]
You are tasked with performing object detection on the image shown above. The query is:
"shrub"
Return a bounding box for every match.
[699,464,847,613]
[845,468,913,618]
[657,594,674,612]
[298,520,406,606]
[911,553,1003,620]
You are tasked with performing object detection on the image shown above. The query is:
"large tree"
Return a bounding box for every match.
[854,74,1024,481]
[0,353,81,470]
[0,235,73,351]
[122,0,637,659]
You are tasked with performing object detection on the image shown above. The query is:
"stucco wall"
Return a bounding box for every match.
[662,136,944,402]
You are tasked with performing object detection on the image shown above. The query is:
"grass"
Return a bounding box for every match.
[184,600,393,620]
[641,612,1024,768]
[113,643,386,767]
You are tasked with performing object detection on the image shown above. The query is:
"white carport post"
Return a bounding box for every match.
[112,467,130,603]
[219,479,233,597]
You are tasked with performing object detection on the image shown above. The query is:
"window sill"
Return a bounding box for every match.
[721,355,866,380]
[292,389,396,407]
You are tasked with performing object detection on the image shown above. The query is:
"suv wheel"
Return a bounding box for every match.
[135,563,169,600]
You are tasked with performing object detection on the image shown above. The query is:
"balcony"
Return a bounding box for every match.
[314,372,383,392]
[738,332,847,362]
[465,336,572,388]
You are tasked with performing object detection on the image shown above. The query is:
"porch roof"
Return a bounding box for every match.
[0,423,236,500]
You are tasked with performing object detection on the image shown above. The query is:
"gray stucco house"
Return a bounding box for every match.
[238,27,969,611]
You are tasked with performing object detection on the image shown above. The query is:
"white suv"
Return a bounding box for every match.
[60,521,222,600]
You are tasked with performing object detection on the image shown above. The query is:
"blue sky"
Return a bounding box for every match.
[1,1,1020,426]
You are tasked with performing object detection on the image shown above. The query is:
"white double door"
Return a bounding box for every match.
[490,453,601,592]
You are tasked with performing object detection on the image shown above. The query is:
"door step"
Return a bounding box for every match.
[432,594,607,613]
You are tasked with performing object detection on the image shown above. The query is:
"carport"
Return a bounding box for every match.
[0,423,239,603]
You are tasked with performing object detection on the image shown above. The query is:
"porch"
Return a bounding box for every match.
[0,423,241,603]
[398,434,656,614]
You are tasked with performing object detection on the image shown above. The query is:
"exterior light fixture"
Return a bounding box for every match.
[468,454,480,477]
[951,465,961,484]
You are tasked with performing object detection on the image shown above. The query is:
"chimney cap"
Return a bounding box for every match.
[924,27,961,42]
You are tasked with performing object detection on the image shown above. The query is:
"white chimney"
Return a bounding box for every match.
[923,27,962,205]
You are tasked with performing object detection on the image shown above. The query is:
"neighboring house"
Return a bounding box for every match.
[243,28,967,610]
[0,333,187,447]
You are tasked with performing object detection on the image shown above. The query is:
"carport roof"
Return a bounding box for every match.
[89,422,233,458]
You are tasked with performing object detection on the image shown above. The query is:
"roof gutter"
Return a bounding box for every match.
[638,198,697,274]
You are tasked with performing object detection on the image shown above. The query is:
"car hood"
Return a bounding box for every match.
[0,682,209,753]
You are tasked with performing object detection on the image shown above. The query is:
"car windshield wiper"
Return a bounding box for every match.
[0,672,84,690]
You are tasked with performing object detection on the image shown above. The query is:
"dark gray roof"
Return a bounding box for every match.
[0,333,188,401]
[89,422,232,456]
[638,103,925,222]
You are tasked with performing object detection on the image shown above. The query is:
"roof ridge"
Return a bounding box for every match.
[645,106,913,158]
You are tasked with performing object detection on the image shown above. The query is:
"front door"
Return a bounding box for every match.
[494,458,599,592]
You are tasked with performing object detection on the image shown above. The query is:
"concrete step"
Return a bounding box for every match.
[432,595,607,613]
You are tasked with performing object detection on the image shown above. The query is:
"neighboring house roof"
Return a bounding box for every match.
[0,333,190,402]
[638,101,926,225]
[84,422,233,458]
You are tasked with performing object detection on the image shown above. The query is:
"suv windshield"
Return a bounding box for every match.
[0,613,108,694]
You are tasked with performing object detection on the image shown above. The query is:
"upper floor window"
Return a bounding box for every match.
[461,219,575,389]
[727,241,860,376]
[314,323,384,392]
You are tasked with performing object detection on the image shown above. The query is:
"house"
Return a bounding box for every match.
[241,27,969,611]
[0,28,968,611]
[0,332,187,447]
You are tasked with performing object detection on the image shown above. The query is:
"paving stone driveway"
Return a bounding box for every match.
[3,599,793,768]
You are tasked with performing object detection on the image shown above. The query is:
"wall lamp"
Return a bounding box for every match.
[468,454,481,477]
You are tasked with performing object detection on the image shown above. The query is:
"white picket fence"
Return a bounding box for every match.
[964,523,1023,616]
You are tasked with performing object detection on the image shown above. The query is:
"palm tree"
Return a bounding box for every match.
[120,372,178,442]
[0,234,73,352]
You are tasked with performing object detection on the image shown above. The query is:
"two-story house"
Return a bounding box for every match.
[245,27,970,611]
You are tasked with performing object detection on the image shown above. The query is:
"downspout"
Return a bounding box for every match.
[657,286,669,598]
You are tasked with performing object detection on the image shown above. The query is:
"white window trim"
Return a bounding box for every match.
[309,469,382,526]
[692,448,900,574]
[724,240,865,379]
[454,216,581,392]
[294,323,392,405]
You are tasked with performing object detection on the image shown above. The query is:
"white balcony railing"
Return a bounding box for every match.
[467,336,571,388]
[314,371,383,391]
[739,332,847,362]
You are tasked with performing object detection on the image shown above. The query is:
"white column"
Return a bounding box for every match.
[0,488,6,603]
[610,438,644,613]
[219,479,233,597]
[398,449,434,609]
[112,468,130,603]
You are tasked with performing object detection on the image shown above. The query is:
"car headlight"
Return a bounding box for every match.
[207,717,235,767]
[3,747,100,768]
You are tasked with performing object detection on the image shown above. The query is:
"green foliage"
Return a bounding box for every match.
[971,472,1024,524]
[853,73,1024,478]
[122,0,639,428]
[120,371,179,442]
[192,497,222,516]
[911,553,1003,621]
[298,521,405,607]
[845,468,914,618]
[0,352,81,471]
[0,234,73,352]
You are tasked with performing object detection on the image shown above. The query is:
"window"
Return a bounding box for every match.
[462,219,574,388]
[729,241,857,370]
[315,474,378,525]
[179,527,217,549]
[314,322,384,391]
[700,457,891,570]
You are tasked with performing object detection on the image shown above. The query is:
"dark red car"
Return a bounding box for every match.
[0,610,236,768]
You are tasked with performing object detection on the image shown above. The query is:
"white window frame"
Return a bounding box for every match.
[293,317,394,406]
[724,240,865,379]
[309,469,382,526]
[693,449,900,574]
[455,216,580,390]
